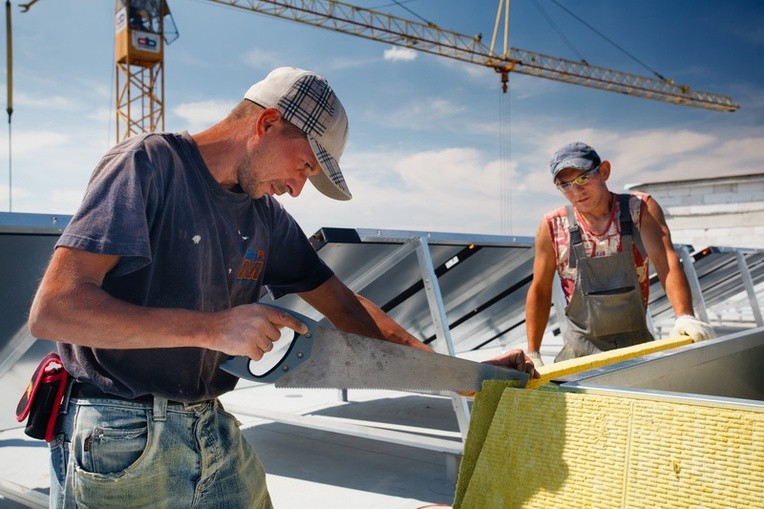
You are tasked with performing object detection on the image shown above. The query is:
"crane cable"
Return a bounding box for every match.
[5,0,12,212]
[493,0,511,234]
[530,0,587,64]
[540,0,668,81]
[384,0,433,26]
[499,78,512,235]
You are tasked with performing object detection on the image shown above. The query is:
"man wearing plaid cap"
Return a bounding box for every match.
[29,67,538,508]
[525,141,716,366]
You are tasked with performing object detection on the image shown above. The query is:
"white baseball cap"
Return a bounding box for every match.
[244,67,352,201]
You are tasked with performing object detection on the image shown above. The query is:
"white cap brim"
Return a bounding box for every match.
[308,137,352,201]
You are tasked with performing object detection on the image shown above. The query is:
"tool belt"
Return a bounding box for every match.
[15,352,70,442]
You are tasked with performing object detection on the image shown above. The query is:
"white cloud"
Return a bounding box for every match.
[383,46,417,62]
[0,123,127,214]
[276,112,760,235]
[0,130,68,156]
[370,97,467,131]
[172,100,236,131]
[395,148,493,197]
[14,91,84,111]
[716,136,764,165]
[86,106,113,123]
[596,130,713,184]
[326,56,378,71]
[282,146,508,236]
[435,56,496,83]
[39,189,87,213]
[242,48,285,70]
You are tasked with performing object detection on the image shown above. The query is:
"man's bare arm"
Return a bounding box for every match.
[28,246,307,360]
[526,219,557,353]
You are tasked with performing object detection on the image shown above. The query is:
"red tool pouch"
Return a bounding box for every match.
[15,352,70,442]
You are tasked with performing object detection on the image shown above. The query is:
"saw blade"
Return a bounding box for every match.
[219,304,530,392]
[274,326,529,392]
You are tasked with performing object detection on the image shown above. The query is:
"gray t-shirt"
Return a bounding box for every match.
[56,131,333,401]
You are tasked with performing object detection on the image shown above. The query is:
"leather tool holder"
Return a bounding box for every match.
[16,351,70,442]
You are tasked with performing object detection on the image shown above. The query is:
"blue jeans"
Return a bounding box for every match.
[49,394,273,508]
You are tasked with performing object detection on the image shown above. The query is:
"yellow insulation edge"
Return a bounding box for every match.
[526,336,693,390]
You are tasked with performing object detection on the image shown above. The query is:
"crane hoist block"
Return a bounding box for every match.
[453,381,764,509]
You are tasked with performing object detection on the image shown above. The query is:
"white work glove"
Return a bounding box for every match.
[527,350,545,367]
[670,315,717,342]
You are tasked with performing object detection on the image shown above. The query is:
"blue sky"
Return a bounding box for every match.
[2,0,762,237]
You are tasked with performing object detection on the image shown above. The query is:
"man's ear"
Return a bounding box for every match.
[256,108,282,135]
[599,160,611,181]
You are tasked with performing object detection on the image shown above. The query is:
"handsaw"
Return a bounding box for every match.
[220,305,529,392]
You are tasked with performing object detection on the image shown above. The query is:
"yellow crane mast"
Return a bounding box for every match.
[114,0,175,142]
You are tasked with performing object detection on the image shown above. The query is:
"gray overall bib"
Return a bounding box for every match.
[555,194,654,362]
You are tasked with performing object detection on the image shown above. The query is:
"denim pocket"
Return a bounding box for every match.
[73,405,151,476]
[72,407,161,508]
[87,424,149,475]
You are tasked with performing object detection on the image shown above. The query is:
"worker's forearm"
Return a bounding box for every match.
[355,295,431,351]
[525,288,552,352]
[29,281,316,361]
[29,282,211,350]
[300,280,430,352]
[526,321,548,352]
[664,268,695,317]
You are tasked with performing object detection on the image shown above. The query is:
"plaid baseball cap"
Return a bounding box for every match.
[549,141,602,180]
[244,67,352,201]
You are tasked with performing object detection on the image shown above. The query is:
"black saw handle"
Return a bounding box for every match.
[219,304,318,383]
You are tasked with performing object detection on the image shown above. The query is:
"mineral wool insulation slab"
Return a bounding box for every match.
[454,383,763,509]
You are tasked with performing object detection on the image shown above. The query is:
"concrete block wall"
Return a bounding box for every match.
[626,173,764,249]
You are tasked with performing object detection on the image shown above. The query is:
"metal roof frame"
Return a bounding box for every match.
[648,244,764,330]
[262,227,536,354]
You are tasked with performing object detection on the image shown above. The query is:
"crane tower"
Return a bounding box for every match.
[114,0,168,141]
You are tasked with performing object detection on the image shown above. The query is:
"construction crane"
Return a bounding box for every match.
[114,0,178,141]
[19,0,740,144]
[207,0,738,110]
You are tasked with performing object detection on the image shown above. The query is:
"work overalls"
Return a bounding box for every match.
[555,194,654,362]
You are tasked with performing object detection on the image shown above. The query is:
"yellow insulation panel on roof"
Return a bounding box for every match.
[454,386,764,509]
[527,336,693,390]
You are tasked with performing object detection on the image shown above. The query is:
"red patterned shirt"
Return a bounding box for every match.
[545,192,651,306]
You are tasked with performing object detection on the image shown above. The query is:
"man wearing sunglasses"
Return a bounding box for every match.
[525,141,716,364]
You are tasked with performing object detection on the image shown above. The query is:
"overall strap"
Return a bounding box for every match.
[617,193,647,260]
[566,205,585,269]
